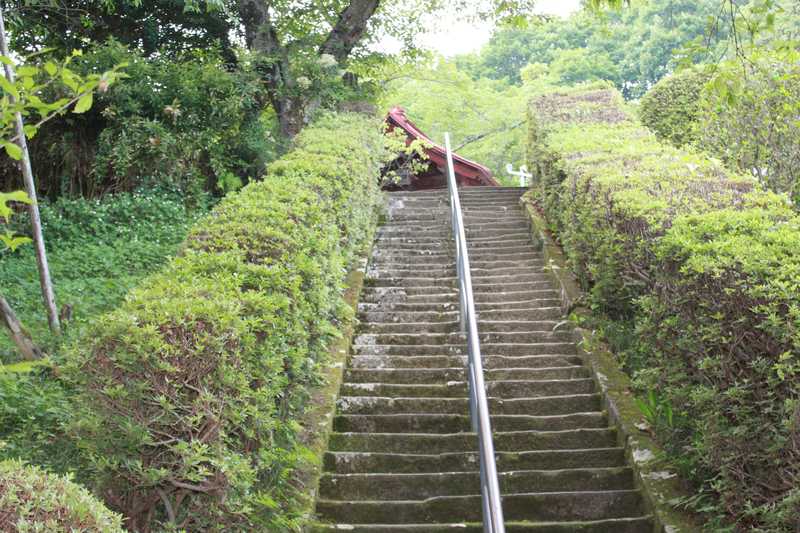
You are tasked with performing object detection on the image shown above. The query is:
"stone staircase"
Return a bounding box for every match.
[313,187,655,532]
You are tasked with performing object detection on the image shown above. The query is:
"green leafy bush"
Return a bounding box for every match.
[63,112,384,531]
[0,367,81,476]
[0,191,199,361]
[642,205,800,530]
[639,67,708,147]
[527,85,799,530]
[698,48,800,204]
[0,41,276,200]
[0,460,125,532]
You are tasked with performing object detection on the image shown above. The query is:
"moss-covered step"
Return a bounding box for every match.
[323,447,627,475]
[328,428,618,454]
[347,353,583,370]
[319,467,635,500]
[316,490,647,523]
[309,516,654,532]
[333,411,607,433]
[335,393,603,416]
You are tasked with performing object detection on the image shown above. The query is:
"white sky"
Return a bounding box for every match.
[420,0,583,57]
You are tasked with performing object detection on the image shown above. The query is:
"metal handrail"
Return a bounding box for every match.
[444,133,506,533]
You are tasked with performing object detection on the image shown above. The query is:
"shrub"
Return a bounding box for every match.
[642,206,800,530]
[0,367,81,476]
[527,85,799,530]
[698,48,800,204]
[0,41,276,200]
[63,112,384,531]
[0,460,125,532]
[639,67,708,147]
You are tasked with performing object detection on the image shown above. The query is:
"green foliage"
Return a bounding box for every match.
[549,48,620,86]
[88,42,273,197]
[0,49,124,160]
[527,85,800,530]
[698,48,800,204]
[634,389,674,433]
[640,205,800,529]
[639,67,709,147]
[63,112,385,531]
[0,41,276,200]
[5,0,234,60]
[0,190,31,250]
[0,459,124,532]
[0,190,199,361]
[0,367,81,476]
[460,0,724,98]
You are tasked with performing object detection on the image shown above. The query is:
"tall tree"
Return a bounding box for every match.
[234,0,543,136]
[1,0,565,137]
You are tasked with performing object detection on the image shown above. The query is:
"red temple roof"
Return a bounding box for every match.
[385,107,499,189]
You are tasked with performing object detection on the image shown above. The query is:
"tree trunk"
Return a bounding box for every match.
[238,0,304,138]
[0,7,61,335]
[0,296,43,361]
[320,0,381,62]
[237,0,381,138]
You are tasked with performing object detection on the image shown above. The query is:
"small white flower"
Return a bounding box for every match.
[318,53,338,69]
[296,76,311,89]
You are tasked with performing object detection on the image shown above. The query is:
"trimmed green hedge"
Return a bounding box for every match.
[527,84,800,530]
[0,460,125,532]
[63,112,385,531]
[639,68,708,147]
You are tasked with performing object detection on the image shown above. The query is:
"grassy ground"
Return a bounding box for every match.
[0,190,205,363]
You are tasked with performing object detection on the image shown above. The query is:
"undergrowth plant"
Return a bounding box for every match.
[0,190,200,361]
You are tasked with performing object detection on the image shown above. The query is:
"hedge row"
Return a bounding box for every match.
[527,83,800,531]
[0,460,124,532]
[62,112,385,531]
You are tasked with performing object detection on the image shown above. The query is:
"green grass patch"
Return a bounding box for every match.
[0,190,203,362]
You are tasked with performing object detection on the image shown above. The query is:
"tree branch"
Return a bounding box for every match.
[320,0,381,62]
[454,119,525,151]
[0,295,43,360]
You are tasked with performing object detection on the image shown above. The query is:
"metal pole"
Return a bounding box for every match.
[0,6,60,335]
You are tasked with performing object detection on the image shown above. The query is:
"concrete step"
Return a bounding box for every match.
[358,308,563,323]
[352,331,574,346]
[319,467,634,500]
[348,354,584,370]
[358,299,563,313]
[352,342,577,356]
[369,265,535,276]
[333,412,607,433]
[311,517,655,533]
[329,428,618,454]
[316,490,645,523]
[343,366,590,384]
[359,290,561,305]
[358,319,563,334]
[339,379,596,399]
[323,447,627,474]
[336,394,603,416]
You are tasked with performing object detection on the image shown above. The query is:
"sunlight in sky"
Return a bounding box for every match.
[419,0,583,57]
